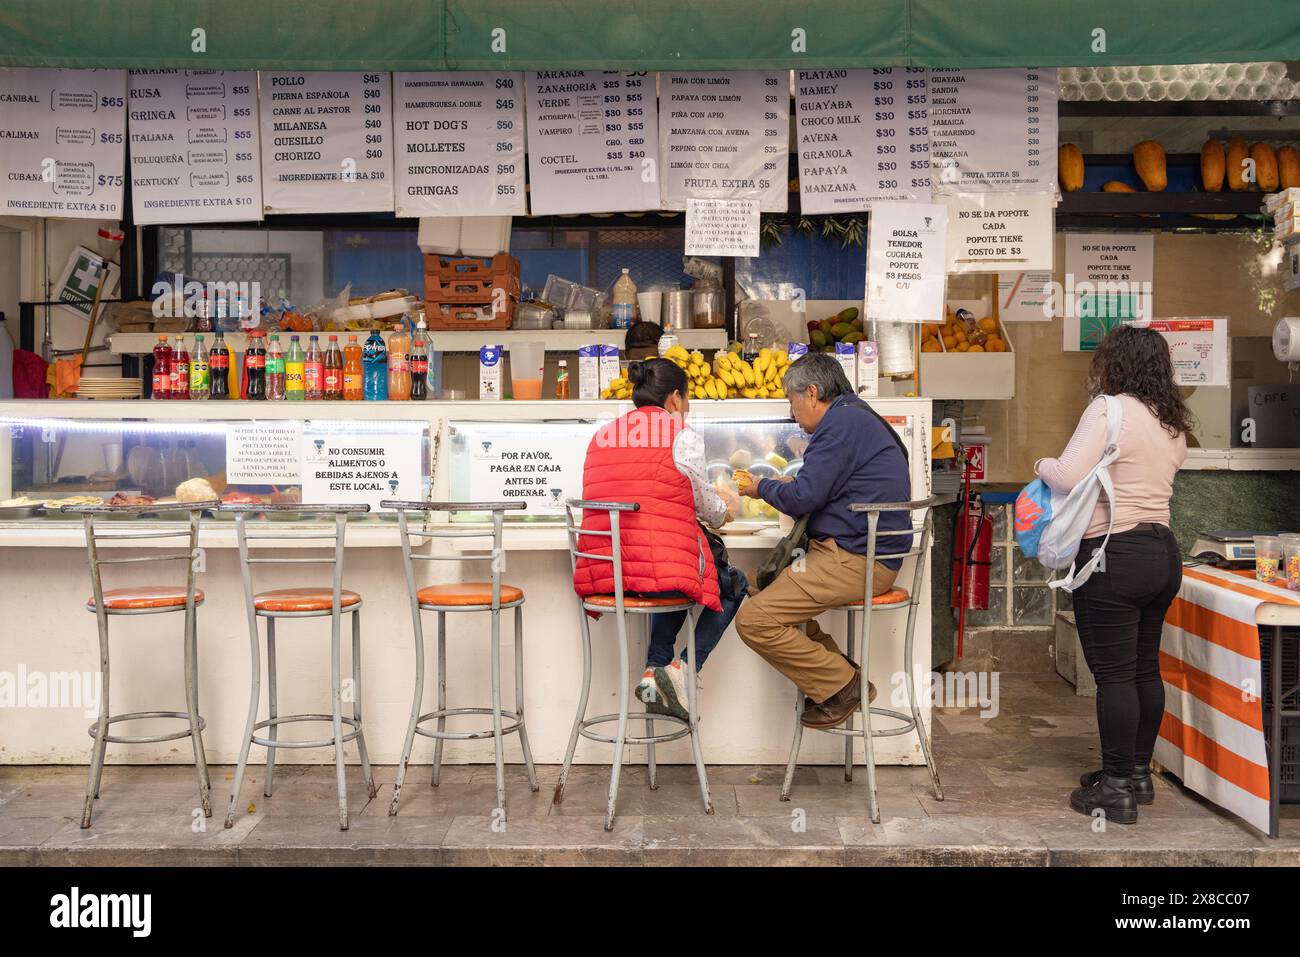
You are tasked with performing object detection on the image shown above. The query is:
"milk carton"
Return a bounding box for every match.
[599,344,621,391]
[578,344,602,399]
[855,341,879,397]
[479,345,503,400]
[787,341,809,361]
[834,342,857,391]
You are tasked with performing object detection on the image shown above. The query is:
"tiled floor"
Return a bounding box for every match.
[2,676,1295,866]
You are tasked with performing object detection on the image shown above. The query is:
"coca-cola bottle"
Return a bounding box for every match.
[245,331,267,400]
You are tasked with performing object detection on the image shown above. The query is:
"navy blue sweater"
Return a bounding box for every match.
[757,394,912,570]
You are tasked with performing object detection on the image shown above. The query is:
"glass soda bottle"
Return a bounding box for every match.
[409,320,428,401]
[387,325,411,400]
[190,334,210,400]
[245,331,266,400]
[151,334,172,399]
[362,329,388,400]
[304,334,325,400]
[171,335,190,400]
[343,334,363,401]
[266,333,286,400]
[209,332,229,399]
[285,334,305,401]
[323,335,344,400]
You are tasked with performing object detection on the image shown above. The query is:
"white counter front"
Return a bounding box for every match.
[0,397,933,767]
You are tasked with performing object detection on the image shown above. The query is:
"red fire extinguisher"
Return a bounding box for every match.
[951,450,992,657]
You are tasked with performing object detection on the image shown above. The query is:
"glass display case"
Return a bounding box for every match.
[446,415,813,524]
[0,413,431,522]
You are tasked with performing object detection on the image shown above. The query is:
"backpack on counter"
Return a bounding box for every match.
[1014,394,1122,593]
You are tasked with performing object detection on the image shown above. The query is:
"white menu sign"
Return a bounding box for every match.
[944,191,1055,274]
[866,202,948,323]
[301,424,424,512]
[1144,318,1229,387]
[524,71,659,215]
[795,68,929,213]
[467,430,587,516]
[684,198,761,257]
[259,71,393,214]
[127,70,262,225]
[929,68,1057,194]
[0,68,126,218]
[394,71,525,216]
[660,71,788,212]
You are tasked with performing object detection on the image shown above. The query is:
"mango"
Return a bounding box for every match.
[837,307,860,323]
[829,322,854,339]
[810,329,829,348]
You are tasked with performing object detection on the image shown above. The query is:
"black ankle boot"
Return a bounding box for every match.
[1079,766,1154,805]
[1070,773,1138,824]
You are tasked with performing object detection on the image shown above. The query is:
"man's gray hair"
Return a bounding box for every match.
[782,352,853,403]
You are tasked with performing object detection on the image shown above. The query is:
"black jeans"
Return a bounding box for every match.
[1071,523,1182,777]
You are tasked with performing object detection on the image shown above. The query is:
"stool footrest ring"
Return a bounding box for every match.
[578,712,692,746]
[250,713,362,750]
[816,706,918,739]
[413,706,524,741]
[87,711,205,745]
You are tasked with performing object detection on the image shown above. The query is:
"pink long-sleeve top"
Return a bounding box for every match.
[1034,395,1187,540]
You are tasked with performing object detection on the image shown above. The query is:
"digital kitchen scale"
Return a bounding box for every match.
[1189,531,1280,565]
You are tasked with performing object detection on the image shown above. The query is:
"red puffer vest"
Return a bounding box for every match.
[573,406,721,611]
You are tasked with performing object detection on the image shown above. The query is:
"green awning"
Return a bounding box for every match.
[1,1,1297,71]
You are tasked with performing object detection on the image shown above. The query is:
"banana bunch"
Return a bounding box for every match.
[600,375,633,400]
[716,348,789,399]
[667,347,732,401]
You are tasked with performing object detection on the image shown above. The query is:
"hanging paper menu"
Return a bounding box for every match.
[795,68,929,213]
[259,72,394,214]
[659,72,788,212]
[394,72,526,217]
[0,68,126,218]
[524,71,659,215]
[929,68,1057,194]
[128,70,262,225]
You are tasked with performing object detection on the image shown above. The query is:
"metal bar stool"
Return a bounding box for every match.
[65,500,218,829]
[553,499,713,831]
[223,503,375,831]
[779,497,943,823]
[385,500,538,820]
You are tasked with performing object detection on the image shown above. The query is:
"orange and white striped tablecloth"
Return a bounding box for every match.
[1155,564,1300,835]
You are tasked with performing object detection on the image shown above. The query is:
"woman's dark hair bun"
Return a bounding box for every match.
[630,356,687,409]
[627,360,648,385]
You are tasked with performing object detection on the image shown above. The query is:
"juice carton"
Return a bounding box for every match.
[834,342,857,391]
[856,341,879,397]
[578,345,602,399]
[479,345,503,400]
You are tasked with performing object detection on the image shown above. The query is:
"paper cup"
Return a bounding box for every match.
[637,291,663,326]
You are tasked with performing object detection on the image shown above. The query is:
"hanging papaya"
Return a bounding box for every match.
[1278,146,1300,189]
[1058,144,1085,192]
[1102,180,1137,192]
[1200,139,1225,192]
[1251,143,1279,192]
[1226,138,1250,191]
[1133,140,1167,191]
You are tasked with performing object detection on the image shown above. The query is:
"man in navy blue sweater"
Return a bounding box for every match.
[736,353,912,730]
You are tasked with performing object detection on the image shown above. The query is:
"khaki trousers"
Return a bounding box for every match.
[737,537,898,702]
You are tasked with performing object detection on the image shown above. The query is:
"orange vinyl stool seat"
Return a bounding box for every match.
[417,582,524,607]
[844,587,911,608]
[253,588,362,613]
[87,586,206,610]
[583,594,695,609]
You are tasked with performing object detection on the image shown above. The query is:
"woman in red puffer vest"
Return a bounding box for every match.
[573,359,747,720]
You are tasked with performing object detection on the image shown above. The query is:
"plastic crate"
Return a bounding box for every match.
[1262,629,1300,802]
[424,298,515,332]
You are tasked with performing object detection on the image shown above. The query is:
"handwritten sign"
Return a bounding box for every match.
[866,201,948,323]
[1063,233,1154,351]
[944,191,1054,274]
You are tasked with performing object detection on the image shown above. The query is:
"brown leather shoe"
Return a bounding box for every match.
[803,681,875,720]
[802,669,862,729]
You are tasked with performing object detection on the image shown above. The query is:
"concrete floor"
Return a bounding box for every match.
[1,676,1296,866]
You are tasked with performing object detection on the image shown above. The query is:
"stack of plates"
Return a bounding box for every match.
[76,378,142,400]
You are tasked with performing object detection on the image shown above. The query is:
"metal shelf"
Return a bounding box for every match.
[107,327,730,356]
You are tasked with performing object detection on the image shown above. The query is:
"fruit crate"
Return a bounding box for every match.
[424,298,516,332]
[423,254,520,331]
[919,303,1015,400]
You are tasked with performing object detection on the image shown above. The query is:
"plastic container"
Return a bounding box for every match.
[266,334,286,400]
[508,340,545,400]
[692,286,724,329]
[637,290,663,326]
[285,335,305,401]
[1254,536,1282,583]
[611,268,637,329]
[388,326,412,400]
[343,335,363,401]
[1284,538,1300,592]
